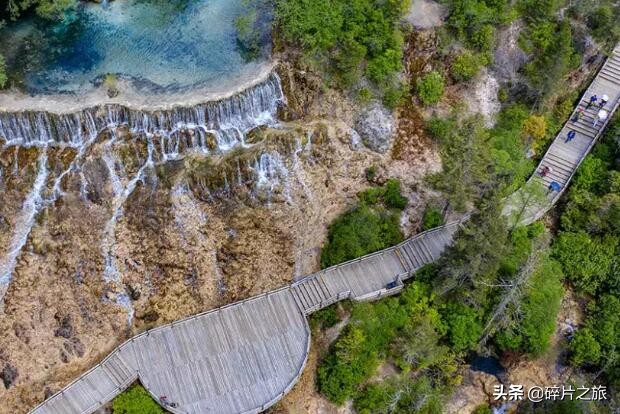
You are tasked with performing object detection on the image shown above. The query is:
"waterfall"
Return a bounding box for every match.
[100,135,154,323]
[0,73,284,159]
[0,150,49,302]
[252,151,292,203]
[0,71,286,312]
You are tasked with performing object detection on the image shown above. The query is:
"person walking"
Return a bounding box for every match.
[548,181,561,193]
[539,165,553,177]
[565,130,576,143]
[586,94,598,109]
[599,94,609,109]
[571,108,583,123]
[593,109,608,128]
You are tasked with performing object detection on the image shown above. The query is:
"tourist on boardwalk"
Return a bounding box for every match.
[539,165,553,177]
[593,109,608,128]
[586,94,598,109]
[571,108,584,123]
[565,130,576,143]
[599,94,609,108]
[548,181,562,193]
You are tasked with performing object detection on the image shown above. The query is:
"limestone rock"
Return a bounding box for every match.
[355,104,395,153]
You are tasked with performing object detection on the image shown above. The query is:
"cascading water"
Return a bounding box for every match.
[0,74,284,160]
[101,134,154,323]
[0,73,286,318]
[0,151,49,303]
[252,151,292,204]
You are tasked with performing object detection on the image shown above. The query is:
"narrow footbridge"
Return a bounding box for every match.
[30,45,620,414]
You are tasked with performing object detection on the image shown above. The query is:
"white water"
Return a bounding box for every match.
[171,182,209,245]
[100,134,154,323]
[0,74,286,313]
[0,74,284,160]
[253,152,292,204]
[0,151,49,302]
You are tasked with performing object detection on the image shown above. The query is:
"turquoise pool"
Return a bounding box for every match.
[0,0,272,94]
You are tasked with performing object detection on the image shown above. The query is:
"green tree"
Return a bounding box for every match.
[569,328,601,366]
[451,51,482,82]
[426,114,494,211]
[416,71,444,106]
[519,257,564,355]
[435,191,510,305]
[442,304,483,352]
[422,204,444,230]
[383,178,408,209]
[321,204,402,268]
[552,231,616,294]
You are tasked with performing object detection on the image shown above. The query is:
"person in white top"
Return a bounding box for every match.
[593,109,608,128]
[599,94,609,109]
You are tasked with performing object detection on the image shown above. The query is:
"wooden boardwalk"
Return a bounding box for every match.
[505,44,620,225]
[29,44,620,414]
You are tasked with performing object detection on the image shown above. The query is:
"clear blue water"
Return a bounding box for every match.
[0,0,272,93]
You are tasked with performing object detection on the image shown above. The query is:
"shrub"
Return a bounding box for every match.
[320,204,403,268]
[112,384,164,414]
[442,304,482,353]
[103,73,119,98]
[364,165,378,182]
[422,205,444,230]
[552,231,616,294]
[383,179,408,210]
[470,24,494,51]
[416,71,444,106]
[357,87,373,105]
[382,83,406,109]
[451,51,481,82]
[311,305,340,330]
[358,179,408,210]
[569,328,601,366]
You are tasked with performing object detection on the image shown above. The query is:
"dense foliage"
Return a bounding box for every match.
[274,0,410,97]
[317,281,459,407]
[416,71,444,106]
[313,0,620,409]
[421,204,444,230]
[554,114,620,387]
[450,51,483,82]
[320,179,406,268]
[426,107,537,211]
[112,384,164,414]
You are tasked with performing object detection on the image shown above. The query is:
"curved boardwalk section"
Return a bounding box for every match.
[31,289,310,414]
[29,44,620,414]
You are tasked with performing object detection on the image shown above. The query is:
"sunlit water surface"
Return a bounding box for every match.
[0,0,272,94]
